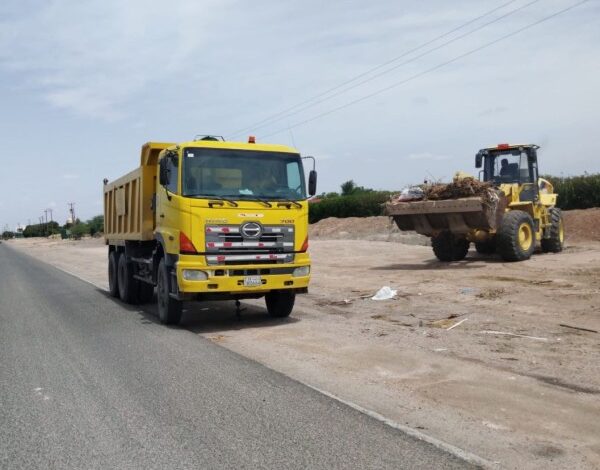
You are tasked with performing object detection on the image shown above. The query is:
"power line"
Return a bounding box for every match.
[228,0,523,138]
[260,0,589,139]
[234,0,542,138]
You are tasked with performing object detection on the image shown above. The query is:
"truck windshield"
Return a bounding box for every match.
[182,147,306,200]
[487,150,532,184]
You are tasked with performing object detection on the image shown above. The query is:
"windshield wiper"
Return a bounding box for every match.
[187,194,238,207]
[272,198,303,209]
[228,195,272,207]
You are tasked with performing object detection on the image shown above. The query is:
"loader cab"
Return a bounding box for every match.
[476,144,540,201]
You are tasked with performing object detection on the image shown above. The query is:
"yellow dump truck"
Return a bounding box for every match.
[103,136,317,324]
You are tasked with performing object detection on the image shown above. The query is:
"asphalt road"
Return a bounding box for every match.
[0,244,474,469]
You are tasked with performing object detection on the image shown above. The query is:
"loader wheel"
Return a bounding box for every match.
[431,231,469,262]
[497,210,535,262]
[118,254,139,304]
[138,282,155,304]
[157,259,182,325]
[475,240,496,255]
[265,291,295,318]
[108,251,120,298]
[541,208,564,253]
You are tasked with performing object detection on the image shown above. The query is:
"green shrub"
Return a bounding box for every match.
[309,191,392,223]
[70,223,89,240]
[544,174,600,210]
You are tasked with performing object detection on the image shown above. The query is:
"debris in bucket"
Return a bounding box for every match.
[371,286,397,300]
[396,186,425,202]
[423,177,493,201]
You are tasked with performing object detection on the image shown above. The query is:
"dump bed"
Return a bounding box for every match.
[385,196,505,236]
[104,142,173,242]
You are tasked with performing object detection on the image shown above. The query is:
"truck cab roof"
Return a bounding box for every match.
[167,140,300,155]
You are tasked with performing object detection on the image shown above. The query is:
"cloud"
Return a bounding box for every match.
[0,0,225,120]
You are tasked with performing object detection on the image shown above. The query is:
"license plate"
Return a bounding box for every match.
[243,276,262,287]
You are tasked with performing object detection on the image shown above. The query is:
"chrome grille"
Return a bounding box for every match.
[205,224,295,265]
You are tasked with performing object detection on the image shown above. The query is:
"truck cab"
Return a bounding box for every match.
[104,136,317,324]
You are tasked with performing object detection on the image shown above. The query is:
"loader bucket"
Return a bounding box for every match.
[385,196,505,236]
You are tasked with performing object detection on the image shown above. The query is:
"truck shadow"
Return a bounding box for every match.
[98,289,299,334]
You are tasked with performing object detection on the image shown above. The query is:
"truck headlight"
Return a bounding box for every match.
[182,270,208,281]
[292,266,310,277]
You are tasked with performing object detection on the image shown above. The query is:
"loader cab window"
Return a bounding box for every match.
[487,150,533,184]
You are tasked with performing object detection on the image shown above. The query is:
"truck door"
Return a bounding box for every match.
[157,153,183,254]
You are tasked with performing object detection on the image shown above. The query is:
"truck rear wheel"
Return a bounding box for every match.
[157,259,182,325]
[497,210,536,262]
[265,291,295,318]
[108,251,120,298]
[541,208,564,253]
[118,254,139,304]
[432,231,469,262]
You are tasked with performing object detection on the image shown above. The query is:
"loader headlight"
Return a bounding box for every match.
[182,269,208,281]
[292,266,310,277]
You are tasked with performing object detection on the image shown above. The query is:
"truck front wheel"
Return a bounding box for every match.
[108,251,120,298]
[157,259,182,325]
[265,291,295,318]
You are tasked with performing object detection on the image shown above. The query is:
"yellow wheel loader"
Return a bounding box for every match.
[386,144,564,262]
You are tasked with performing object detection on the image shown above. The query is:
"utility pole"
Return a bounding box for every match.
[68,202,76,224]
[47,208,53,222]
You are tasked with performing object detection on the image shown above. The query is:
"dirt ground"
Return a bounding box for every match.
[7,209,600,469]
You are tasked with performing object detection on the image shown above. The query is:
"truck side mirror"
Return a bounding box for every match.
[308,170,317,196]
[475,152,483,169]
[159,159,169,186]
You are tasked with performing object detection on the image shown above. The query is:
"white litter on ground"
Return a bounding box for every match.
[371,286,397,300]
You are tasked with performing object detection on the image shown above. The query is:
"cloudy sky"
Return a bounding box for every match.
[0,0,598,229]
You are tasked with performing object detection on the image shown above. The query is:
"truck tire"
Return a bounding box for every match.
[432,231,469,262]
[108,251,120,298]
[496,210,536,262]
[265,291,295,318]
[138,282,154,304]
[475,240,495,255]
[541,208,564,253]
[157,259,182,325]
[118,254,139,304]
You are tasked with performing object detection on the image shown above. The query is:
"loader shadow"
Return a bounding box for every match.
[98,289,299,334]
[372,253,505,271]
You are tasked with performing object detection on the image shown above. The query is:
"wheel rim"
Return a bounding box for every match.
[518,222,533,251]
[558,218,564,243]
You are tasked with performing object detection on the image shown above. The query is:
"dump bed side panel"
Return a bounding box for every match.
[104,168,153,241]
[103,142,174,243]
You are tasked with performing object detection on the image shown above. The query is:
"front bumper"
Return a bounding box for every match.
[175,258,310,296]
